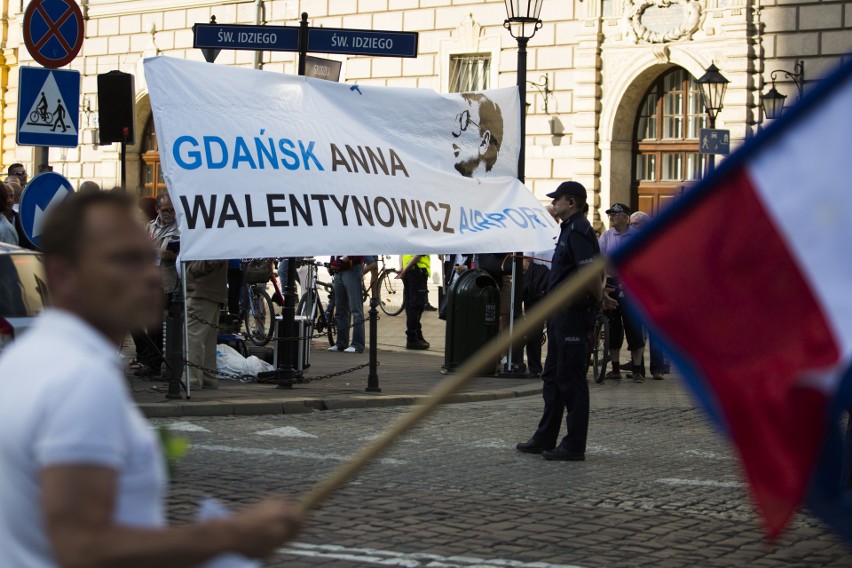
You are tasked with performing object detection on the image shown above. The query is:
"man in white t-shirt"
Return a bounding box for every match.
[0,191,302,567]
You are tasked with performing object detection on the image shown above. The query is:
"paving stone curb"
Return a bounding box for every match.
[138,385,542,418]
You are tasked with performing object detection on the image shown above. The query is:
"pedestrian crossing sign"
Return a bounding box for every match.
[17,66,80,148]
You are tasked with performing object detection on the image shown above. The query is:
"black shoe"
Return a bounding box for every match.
[516,439,554,454]
[423,303,438,312]
[542,447,585,461]
[406,339,430,350]
[134,365,154,377]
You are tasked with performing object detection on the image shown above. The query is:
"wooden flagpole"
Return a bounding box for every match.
[297,256,607,513]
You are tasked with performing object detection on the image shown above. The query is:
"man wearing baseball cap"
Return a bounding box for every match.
[516,181,602,462]
[599,202,646,382]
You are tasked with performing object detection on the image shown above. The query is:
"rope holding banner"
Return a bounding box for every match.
[296,256,608,513]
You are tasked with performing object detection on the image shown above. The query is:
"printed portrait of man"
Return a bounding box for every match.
[451,93,504,178]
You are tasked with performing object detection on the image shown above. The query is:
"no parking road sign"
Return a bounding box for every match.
[23,0,85,68]
[19,172,74,249]
[16,66,80,147]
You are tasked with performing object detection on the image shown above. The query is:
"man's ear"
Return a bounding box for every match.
[479,130,492,155]
[44,256,76,303]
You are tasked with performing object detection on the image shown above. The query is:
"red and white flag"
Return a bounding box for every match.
[612,57,852,538]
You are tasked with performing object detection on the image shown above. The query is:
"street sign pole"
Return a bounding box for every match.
[275,12,313,389]
[298,12,308,75]
[38,147,49,174]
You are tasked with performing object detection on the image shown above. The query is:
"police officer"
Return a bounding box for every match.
[516,181,602,461]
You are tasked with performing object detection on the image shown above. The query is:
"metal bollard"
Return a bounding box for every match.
[366,296,381,393]
[164,286,185,399]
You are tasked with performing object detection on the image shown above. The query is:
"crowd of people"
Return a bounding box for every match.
[0,171,674,565]
[3,165,669,460]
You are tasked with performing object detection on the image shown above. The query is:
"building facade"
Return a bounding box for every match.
[2,0,851,228]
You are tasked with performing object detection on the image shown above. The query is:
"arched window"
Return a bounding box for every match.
[632,68,706,214]
[141,115,166,197]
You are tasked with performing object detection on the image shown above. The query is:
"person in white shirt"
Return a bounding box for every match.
[0,182,18,245]
[0,191,302,567]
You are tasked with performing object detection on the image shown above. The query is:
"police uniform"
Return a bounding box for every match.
[518,181,600,461]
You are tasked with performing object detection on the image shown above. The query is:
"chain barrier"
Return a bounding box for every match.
[181,312,373,384]
[188,308,378,343]
[256,362,374,385]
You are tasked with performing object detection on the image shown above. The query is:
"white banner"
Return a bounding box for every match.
[144,57,558,261]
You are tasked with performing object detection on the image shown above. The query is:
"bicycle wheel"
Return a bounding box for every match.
[30,110,41,122]
[377,269,405,316]
[296,292,317,329]
[324,300,336,347]
[243,286,274,346]
[593,317,609,384]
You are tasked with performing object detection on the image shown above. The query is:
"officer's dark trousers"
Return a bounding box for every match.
[532,312,591,454]
[403,267,428,342]
[524,296,544,375]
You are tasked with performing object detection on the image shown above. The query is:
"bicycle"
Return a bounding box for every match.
[296,259,337,347]
[363,255,404,316]
[240,259,275,346]
[30,107,50,124]
[591,310,611,384]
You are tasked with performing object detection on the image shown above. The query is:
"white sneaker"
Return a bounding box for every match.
[328,345,341,352]
[343,346,362,353]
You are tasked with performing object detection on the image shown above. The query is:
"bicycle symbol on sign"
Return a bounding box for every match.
[26,91,69,132]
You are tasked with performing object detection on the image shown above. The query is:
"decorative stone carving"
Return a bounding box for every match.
[652,45,671,64]
[454,13,482,52]
[625,0,703,44]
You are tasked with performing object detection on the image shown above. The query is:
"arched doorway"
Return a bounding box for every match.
[140,115,166,197]
[632,67,706,214]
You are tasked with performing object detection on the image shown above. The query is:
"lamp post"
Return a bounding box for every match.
[696,63,729,173]
[761,59,805,120]
[502,1,543,377]
[503,0,544,182]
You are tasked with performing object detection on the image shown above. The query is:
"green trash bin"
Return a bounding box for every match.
[444,269,500,373]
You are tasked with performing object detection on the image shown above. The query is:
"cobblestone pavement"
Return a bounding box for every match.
[156,379,851,567]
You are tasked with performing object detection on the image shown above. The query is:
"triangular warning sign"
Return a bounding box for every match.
[19,72,78,136]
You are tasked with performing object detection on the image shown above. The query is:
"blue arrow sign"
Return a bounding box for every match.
[16,66,80,148]
[193,23,299,52]
[19,172,74,249]
[308,28,418,58]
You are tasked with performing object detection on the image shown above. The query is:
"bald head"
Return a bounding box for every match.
[6,180,22,204]
[630,211,651,229]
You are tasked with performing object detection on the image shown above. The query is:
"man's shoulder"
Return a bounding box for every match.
[0,330,119,398]
[565,214,594,237]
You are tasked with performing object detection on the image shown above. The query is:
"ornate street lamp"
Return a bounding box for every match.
[761,60,805,120]
[502,1,544,377]
[761,85,787,120]
[696,63,729,173]
[696,63,729,130]
[503,0,544,47]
